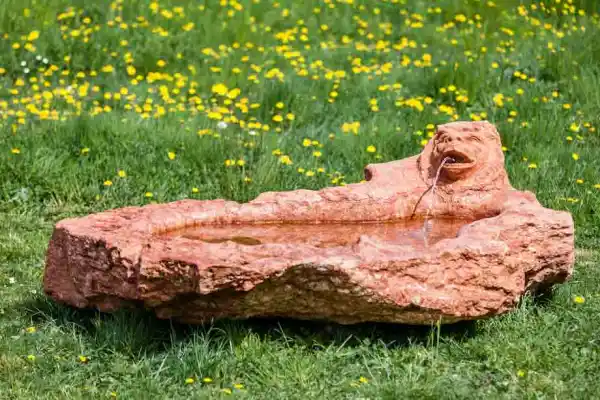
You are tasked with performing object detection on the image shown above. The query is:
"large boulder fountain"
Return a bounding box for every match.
[43,121,574,325]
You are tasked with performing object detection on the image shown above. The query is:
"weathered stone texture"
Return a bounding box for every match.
[43,121,574,324]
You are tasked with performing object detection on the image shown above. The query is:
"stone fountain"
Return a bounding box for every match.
[43,121,574,325]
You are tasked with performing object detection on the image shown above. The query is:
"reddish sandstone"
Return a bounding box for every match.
[43,121,574,325]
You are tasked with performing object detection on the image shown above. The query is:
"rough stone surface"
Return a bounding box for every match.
[43,121,575,325]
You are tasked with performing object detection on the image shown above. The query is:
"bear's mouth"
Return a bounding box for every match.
[441,150,475,170]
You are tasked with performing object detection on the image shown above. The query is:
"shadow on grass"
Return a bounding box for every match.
[527,288,558,307]
[16,294,480,356]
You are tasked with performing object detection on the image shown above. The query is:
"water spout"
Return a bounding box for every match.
[422,157,455,247]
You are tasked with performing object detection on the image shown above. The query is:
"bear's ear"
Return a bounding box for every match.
[479,121,502,143]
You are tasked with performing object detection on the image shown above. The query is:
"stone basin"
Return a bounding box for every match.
[162,219,471,249]
[43,121,575,325]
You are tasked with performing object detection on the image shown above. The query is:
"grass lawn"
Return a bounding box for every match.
[2,0,600,398]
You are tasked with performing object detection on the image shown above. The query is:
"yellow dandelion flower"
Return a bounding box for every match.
[168,151,176,160]
[101,65,114,73]
[572,153,579,161]
[156,60,166,68]
[341,121,360,134]
[517,370,526,377]
[27,30,40,41]
[202,377,213,383]
[528,163,537,169]
[569,123,580,132]
[185,377,195,384]
[221,388,232,395]
[78,355,89,363]
[313,151,322,157]
[563,103,572,109]
[359,376,369,384]
[211,83,228,96]
[104,180,113,187]
[237,159,245,166]
[594,184,600,189]
[286,113,295,121]
[279,155,292,165]
[573,295,585,304]
[26,326,36,333]
[145,192,153,198]
[192,187,199,193]
[233,383,244,390]
[27,355,36,361]
[272,115,283,122]
[11,148,21,154]
[227,88,241,99]
[366,145,376,153]
[493,93,504,107]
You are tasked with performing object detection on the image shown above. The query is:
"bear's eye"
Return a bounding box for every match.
[436,134,450,143]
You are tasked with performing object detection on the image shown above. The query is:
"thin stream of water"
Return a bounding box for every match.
[422,156,455,247]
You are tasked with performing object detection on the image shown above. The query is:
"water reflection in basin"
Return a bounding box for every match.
[162,219,472,248]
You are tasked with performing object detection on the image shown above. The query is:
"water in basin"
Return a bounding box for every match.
[162,219,472,248]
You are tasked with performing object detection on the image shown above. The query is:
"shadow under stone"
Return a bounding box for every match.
[525,287,560,308]
[16,294,479,356]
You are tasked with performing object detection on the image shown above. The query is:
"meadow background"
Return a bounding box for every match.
[1,0,600,398]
